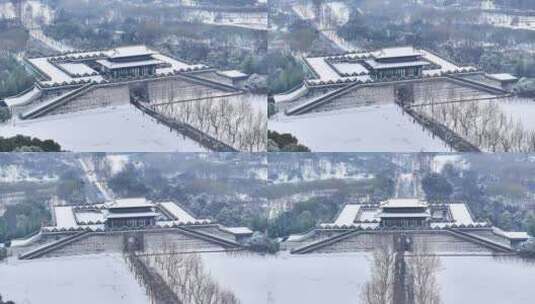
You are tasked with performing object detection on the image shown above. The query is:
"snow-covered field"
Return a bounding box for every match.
[0,254,149,304]
[494,97,535,131]
[270,104,451,152]
[201,253,535,304]
[0,105,207,152]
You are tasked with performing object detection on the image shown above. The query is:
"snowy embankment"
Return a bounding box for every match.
[0,104,207,152]
[270,104,451,152]
[153,94,267,152]
[414,97,535,152]
[0,254,149,304]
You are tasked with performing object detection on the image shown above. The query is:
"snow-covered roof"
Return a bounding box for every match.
[159,202,203,223]
[106,198,154,209]
[217,70,249,79]
[59,62,97,75]
[373,46,422,59]
[486,73,518,82]
[378,212,430,218]
[54,206,78,229]
[448,204,475,225]
[380,198,428,209]
[106,212,159,219]
[334,205,361,225]
[493,227,529,240]
[106,45,154,59]
[97,58,162,69]
[365,59,430,70]
[222,227,254,235]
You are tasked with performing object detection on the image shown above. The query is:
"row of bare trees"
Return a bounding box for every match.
[416,99,535,152]
[153,95,267,152]
[139,245,240,304]
[360,240,442,304]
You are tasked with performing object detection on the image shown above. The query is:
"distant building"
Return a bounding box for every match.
[15,198,253,259]
[273,46,516,115]
[284,198,530,255]
[1,45,250,120]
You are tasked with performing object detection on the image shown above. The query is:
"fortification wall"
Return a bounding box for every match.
[41,233,124,258]
[281,77,498,115]
[147,77,229,104]
[46,84,130,116]
[283,230,347,251]
[38,229,227,258]
[464,229,512,247]
[312,232,392,254]
[193,226,238,242]
[305,230,494,254]
[412,78,495,104]
[310,85,395,113]
[411,231,492,253]
[143,230,226,253]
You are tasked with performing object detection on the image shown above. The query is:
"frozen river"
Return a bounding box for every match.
[270,104,451,152]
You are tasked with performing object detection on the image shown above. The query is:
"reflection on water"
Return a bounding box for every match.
[200,251,535,304]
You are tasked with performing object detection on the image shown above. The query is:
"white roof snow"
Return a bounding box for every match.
[107,198,154,209]
[106,212,159,219]
[487,73,518,82]
[449,204,475,225]
[332,62,369,75]
[59,62,97,75]
[217,70,249,79]
[492,227,529,240]
[334,205,361,225]
[372,46,422,59]
[152,53,206,74]
[381,198,428,208]
[97,58,162,69]
[106,45,154,59]
[54,206,78,229]
[222,227,254,235]
[365,59,430,70]
[159,202,199,223]
[75,211,105,223]
[28,57,104,86]
[305,57,341,81]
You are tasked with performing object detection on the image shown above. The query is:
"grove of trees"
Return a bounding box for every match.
[416,99,535,152]
[154,96,267,152]
[0,56,34,99]
[0,135,61,152]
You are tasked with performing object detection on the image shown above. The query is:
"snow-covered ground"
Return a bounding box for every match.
[201,253,535,304]
[0,104,207,152]
[494,97,535,131]
[270,104,451,152]
[0,254,149,304]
